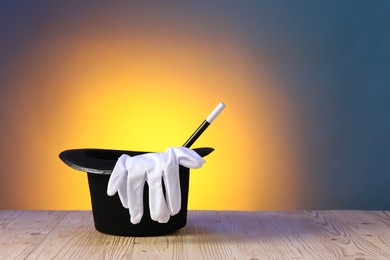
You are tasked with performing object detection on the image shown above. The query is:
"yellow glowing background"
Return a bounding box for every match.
[0,4,306,210]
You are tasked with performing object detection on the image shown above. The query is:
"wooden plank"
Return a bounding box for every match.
[292,211,390,259]
[253,211,347,259]
[0,210,67,259]
[24,211,136,259]
[224,211,297,259]
[1,210,390,259]
[183,210,237,259]
[330,211,390,258]
[129,211,236,259]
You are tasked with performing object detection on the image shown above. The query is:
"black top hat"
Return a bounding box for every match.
[59,147,214,236]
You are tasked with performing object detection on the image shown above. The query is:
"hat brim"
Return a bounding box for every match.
[59,147,214,175]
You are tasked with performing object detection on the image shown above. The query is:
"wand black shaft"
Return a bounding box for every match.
[182,102,226,148]
[183,120,210,148]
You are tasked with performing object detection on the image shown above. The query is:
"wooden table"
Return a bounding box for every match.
[1,210,389,259]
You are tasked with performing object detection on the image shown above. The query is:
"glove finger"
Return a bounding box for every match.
[162,171,181,215]
[127,158,147,224]
[117,180,129,208]
[147,168,170,223]
[107,154,130,196]
[163,149,181,215]
[170,147,205,169]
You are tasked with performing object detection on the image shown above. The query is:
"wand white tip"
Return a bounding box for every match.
[206,102,226,123]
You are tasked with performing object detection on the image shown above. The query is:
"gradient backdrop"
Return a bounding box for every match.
[1,1,389,210]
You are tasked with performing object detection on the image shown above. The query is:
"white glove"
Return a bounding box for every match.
[107,147,205,224]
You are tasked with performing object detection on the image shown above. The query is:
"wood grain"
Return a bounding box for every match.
[1,210,389,259]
